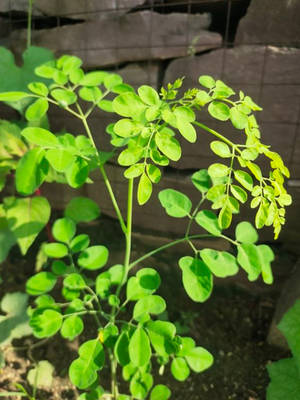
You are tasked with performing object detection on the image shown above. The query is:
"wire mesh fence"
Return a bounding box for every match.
[0,0,299,241]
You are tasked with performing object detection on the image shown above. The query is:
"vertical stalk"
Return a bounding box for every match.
[123,178,134,280]
[79,110,127,235]
[27,0,34,48]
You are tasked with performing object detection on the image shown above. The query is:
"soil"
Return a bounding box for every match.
[0,215,295,400]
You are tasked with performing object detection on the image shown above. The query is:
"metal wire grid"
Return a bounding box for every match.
[1,0,300,172]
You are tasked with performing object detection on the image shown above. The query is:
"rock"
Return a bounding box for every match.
[10,11,222,68]
[0,0,36,13]
[33,0,145,20]
[0,0,144,18]
[0,17,10,38]
[235,0,300,45]
[267,259,300,349]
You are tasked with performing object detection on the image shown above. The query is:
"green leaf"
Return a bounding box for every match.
[137,268,161,291]
[111,83,135,94]
[138,173,152,205]
[218,204,232,229]
[79,86,102,103]
[65,197,100,223]
[155,131,181,161]
[195,210,222,236]
[66,157,89,188]
[113,92,146,120]
[158,189,192,218]
[171,357,190,381]
[118,147,143,167]
[43,241,68,257]
[191,169,212,193]
[64,273,86,290]
[208,163,229,178]
[174,106,195,123]
[26,272,57,296]
[176,337,196,357]
[0,46,54,113]
[16,148,48,195]
[114,119,137,138]
[78,246,109,270]
[51,89,77,106]
[114,331,130,366]
[138,85,160,105]
[255,202,268,229]
[52,217,76,244]
[45,148,74,172]
[267,358,300,400]
[200,249,239,278]
[150,385,171,400]
[21,127,58,148]
[30,309,62,338]
[69,339,105,389]
[28,82,48,97]
[133,295,166,322]
[208,101,230,121]
[241,148,259,161]
[0,292,32,346]
[61,315,84,340]
[177,120,197,143]
[210,141,231,158]
[196,90,211,106]
[198,75,215,89]
[104,73,123,90]
[129,328,151,367]
[130,373,153,400]
[0,91,32,102]
[257,244,274,285]
[80,71,108,86]
[25,98,49,121]
[97,99,114,112]
[235,221,258,244]
[27,360,54,389]
[70,234,90,253]
[179,257,213,302]
[51,260,68,275]
[231,185,247,203]
[278,300,300,366]
[5,196,51,255]
[230,107,248,130]
[185,347,214,372]
[147,164,161,184]
[234,170,253,191]
[126,277,153,301]
[124,164,144,179]
[146,320,176,357]
[237,244,261,281]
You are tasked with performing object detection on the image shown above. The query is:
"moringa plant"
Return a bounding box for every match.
[0,54,292,399]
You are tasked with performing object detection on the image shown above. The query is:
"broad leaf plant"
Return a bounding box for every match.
[0,54,292,399]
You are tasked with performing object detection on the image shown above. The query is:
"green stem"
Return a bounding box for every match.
[193,121,241,153]
[128,233,213,270]
[77,105,127,234]
[27,0,34,49]
[123,178,134,281]
[113,179,134,304]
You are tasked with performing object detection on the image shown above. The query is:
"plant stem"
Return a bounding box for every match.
[123,178,134,283]
[27,0,34,49]
[77,105,127,234]
[193,121,241,153]
[128,233,214,270]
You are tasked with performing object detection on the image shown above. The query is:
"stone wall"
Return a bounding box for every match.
[0,0,299,249]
